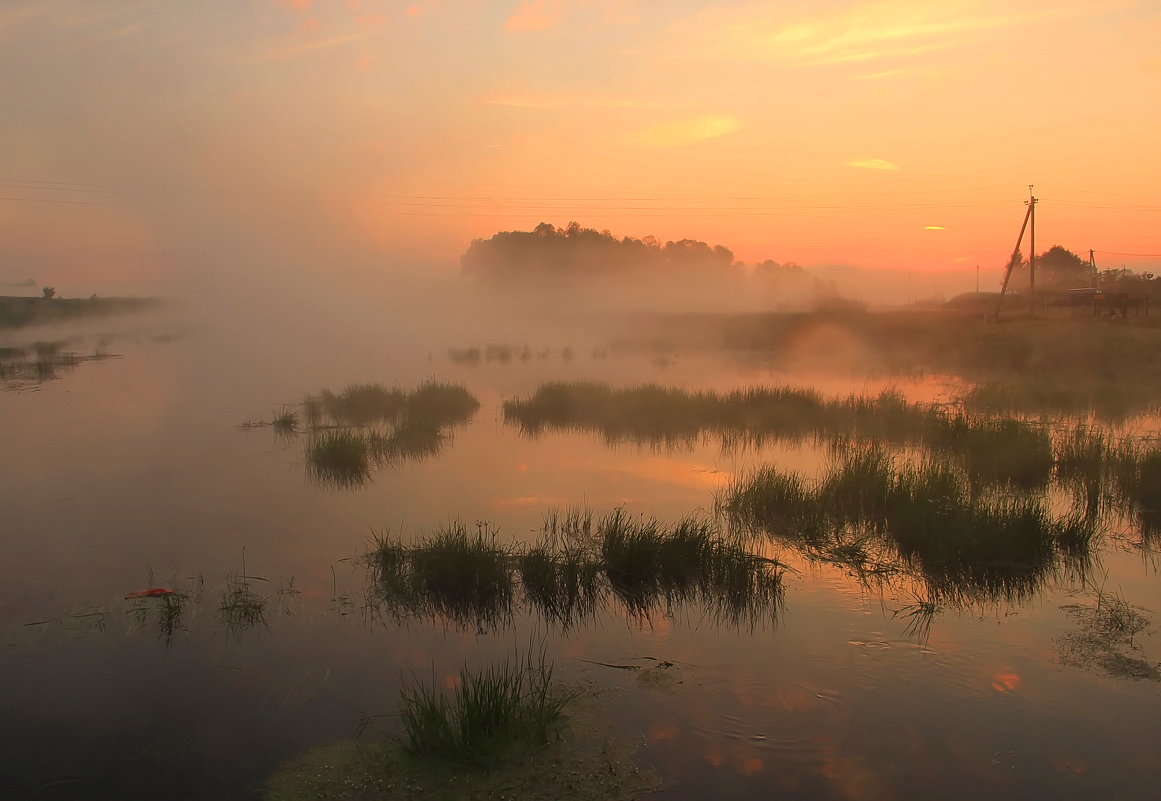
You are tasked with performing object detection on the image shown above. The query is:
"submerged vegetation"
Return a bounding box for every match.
[368,510,784,632]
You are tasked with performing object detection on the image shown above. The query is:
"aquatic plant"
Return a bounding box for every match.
[399,647,572,765]
[723,455,1094,603]
[370,524,514,631]
[271,408,299,433]
[405,380,480,426]
[368,512,784,632]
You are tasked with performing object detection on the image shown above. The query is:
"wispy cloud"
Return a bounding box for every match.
[483,92,652,109]
[241,30,378,63]
[506,0,561,32]
[629,115,741,147]
[658,0,1077,66]
[846,158,900,170]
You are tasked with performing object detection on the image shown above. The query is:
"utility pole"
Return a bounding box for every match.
[1089,249,1100,289]
[1027,185,1037,315]
[976,265,979,294]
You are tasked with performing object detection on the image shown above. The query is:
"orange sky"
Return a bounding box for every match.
[1,0,1158,292]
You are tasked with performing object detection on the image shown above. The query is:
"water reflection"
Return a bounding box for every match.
[0,339,120,390]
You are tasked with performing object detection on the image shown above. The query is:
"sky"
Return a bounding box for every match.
[1,0,1159,295]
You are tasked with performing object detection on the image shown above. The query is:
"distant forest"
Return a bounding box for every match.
[462,222,747,283]
[460,222,1154,307]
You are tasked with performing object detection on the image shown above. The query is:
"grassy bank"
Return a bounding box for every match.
[612,309,1161,419]
[0,295,158,328]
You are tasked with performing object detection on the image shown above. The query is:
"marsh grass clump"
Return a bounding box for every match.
[723,454,1091,603]
[887,495,1060,602]
[219,573,267,637]
[818,447,896,528]
[1054,425,1109,486]
[369,524,514,630]
[399,648,573,766]
[271,408,299,434]
[598,510,784,623]
[718,467,817,541]
[306,429,372,489]
[289,381,479,487]
[320,384,408,426]
[367,512,784,632]
[406,380,481,426]
[540,507,595,549]
[447,346,482,365]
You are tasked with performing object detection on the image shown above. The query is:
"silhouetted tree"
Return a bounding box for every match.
[1036,246,1091,288]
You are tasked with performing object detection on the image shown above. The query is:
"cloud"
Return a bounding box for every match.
[482,92,647,109]
[846,158,899,170]
[629,115,741,147]
[240,30,379,62]
[506,0,560,32]
[658,0,1075,66]
[924,225,946,230]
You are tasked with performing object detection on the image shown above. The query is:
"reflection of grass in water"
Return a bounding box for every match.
[368,419,445,462]
[127,591,190,647]
[307,429,372,489]
[368,512,784,632]
[219,574,267,638]
[400,647,572,765]
[518,545,602,630]
[1057,587,1158,681]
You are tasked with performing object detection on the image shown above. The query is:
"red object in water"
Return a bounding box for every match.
[124,588,175,599]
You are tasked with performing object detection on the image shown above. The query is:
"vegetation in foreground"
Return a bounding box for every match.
[264,683,660,801]
[399,647,572,765]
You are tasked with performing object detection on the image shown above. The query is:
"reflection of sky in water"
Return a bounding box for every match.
[1,315,1160,799]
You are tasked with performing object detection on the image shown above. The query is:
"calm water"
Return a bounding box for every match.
[2,309,1159,800]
